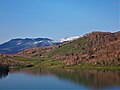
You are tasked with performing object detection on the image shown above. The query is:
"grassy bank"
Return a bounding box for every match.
[11,56,120,70]
[1,55,120,70]
[64,64,120,70]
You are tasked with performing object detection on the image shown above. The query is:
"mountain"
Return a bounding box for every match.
[17,31,120,66]
[0,38,59,54]
[50,31,120,65]
[0,36,80,54]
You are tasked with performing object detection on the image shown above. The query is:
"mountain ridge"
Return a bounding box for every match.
[0,38,55,54]
[0,31,120,69]
[16,31,120,66]
[0,36,80,54]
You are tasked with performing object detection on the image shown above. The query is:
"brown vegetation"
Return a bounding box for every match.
[0,54,33,68]
[51,31,120,65]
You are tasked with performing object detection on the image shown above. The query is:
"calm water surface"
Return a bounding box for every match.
[0,68,120,90]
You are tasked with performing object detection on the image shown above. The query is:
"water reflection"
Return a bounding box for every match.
[8,68,120,90]
[0,70,9,79]
[53,69,120,89]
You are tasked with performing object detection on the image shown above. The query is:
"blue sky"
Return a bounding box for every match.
[0,0,119,43]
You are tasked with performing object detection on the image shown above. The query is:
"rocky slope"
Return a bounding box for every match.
[0,54,33,68]
[48,31,120,65]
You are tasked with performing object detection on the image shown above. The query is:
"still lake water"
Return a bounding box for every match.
[0,68,120,90]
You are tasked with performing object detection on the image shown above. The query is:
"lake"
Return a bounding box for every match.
[0,68,120,90]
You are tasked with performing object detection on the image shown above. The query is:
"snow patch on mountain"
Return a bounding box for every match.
[17,42,21,45]
[59,36,80,42]
[33,41,42,44]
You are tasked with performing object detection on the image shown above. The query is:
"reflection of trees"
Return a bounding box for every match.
[10,68,120,89]
[0,65,9,79]
[0,71,9,79]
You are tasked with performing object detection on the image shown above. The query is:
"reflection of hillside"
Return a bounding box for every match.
[9,68,53,76]
[52,69,120,89]
[10,68,120,89]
